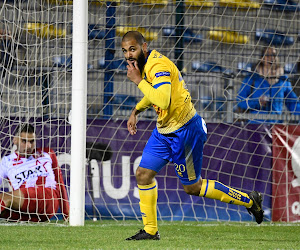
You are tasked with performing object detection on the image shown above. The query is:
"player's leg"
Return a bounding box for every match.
[1,187,60,222]
[0,189,25,214]
[19,187,60,222]
[126,128,170,241]
[174,114,264,223]
[183,178,263,224]
[132,166,160,239]
[136,166,158,236]
[184,178,252,206]
[126,163,165,241]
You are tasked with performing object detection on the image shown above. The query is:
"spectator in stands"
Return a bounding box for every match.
[290,56,300,97]
[236,46,300,123]
[0,123,69,222]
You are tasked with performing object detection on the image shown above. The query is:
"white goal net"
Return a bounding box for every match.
[1,0,300,223]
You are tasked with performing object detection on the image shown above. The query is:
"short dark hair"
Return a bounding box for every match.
[16,123,35,135]
[122,31,146,45]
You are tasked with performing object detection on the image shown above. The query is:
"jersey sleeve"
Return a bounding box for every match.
[47,148,70,220]
[136,96,152,111]
[0,157,7,187]
[138,61,171,110]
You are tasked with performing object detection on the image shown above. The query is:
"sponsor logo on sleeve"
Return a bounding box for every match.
[155,72,170,77]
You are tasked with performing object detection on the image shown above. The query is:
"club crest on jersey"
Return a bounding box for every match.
[155,72,170,78]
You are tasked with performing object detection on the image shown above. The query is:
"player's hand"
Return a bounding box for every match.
[127,113,137,135]
[126,60,142,86]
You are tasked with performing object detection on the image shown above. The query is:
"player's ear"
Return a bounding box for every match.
[142,42,148,54]
[13,136,18,145]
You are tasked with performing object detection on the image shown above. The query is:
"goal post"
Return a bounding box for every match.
[69,0,88,226]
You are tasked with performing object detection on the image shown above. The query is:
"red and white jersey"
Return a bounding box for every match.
[0,150,57,190]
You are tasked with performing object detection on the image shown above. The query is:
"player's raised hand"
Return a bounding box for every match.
[126,60,142,86]
[127,112,137,135]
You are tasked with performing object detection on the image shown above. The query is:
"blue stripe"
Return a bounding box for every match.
[203,181,209,197]
[215,181,229,194]
[153,82,171,89]
[215,182,250,203]
[145,50,152,63]
[155,72,171,77]
[138,185,157,191]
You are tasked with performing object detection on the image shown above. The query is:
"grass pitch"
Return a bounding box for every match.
[0,220,300,249]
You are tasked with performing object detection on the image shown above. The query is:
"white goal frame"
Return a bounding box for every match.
[69,0,87,226]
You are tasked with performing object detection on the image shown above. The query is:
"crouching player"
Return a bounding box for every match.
[0,123,69,222]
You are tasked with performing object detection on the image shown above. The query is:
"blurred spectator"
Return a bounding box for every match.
[290,57,300,97]
[236,46,300,123]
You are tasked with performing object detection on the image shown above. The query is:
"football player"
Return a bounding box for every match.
[122,31,264,240]
[0,123,69,222]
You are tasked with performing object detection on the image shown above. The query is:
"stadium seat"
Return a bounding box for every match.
[201,96,226,112]
[25,23,66,39]
[219,0,261,9]
[208,28,249,44]
[86,25,158,41]
[192,61,223,73]
[88,25,105,40]
[255,29,294,46]
[173,0,214,8]
[98,57,127,71]
[163,27,203,43]
[53,56,93,70]
[284,63,297,74]
[128,0,168,7]
[192,61,234,75]
[116,26,158,41]
[237,62,254,75]
[263,0,300,12]
[237,61,298,75]
[46,0,120,5]
[4,0,27,2]
[89,0,121,4]
[111,94,137,110]
[53,56,72,68]
[46,0,73,4]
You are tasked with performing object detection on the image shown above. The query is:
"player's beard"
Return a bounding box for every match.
[137,50,146,74]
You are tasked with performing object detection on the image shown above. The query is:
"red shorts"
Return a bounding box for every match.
[2,186,60,222]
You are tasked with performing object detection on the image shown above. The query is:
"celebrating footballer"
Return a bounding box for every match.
[122,31,264,240]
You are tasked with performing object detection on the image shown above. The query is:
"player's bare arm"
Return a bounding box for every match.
[127,108,141,135]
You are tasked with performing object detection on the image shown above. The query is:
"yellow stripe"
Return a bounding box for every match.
[199,179,207,196]
[185,144,196,181]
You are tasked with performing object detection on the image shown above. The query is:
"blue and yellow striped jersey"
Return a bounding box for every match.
[136,50,196,134]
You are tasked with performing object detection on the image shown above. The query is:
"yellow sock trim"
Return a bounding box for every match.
[138,182,158,235]
[199,179,253,208]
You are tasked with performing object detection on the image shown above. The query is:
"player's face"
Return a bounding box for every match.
[122,38,147,73]
[15,132,36,157]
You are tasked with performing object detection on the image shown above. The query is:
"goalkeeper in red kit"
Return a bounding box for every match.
[122,31,264,240]
[0,123,69,222]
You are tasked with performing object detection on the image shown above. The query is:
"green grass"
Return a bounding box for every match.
[0,220,300,249]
